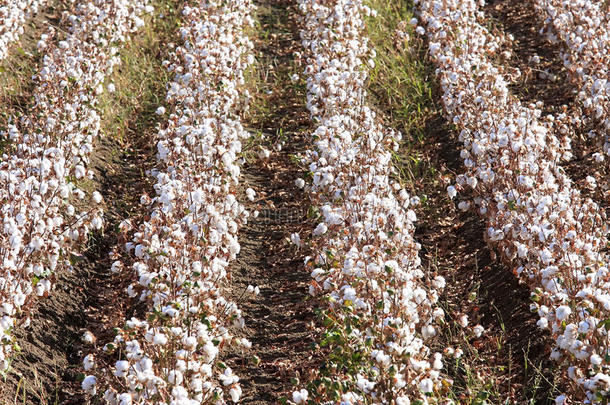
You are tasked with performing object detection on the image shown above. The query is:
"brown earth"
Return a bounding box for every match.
[224,1,321,403]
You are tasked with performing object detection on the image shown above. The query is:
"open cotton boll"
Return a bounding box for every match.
[82,375,97,395]
[245,187,256,201]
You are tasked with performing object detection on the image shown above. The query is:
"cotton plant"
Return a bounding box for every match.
[0,0,151,373]
[295,0,449,403]
[0,0,48,60]
[533,0,610,159]
[82,0,255,403]
[415,0,610,402]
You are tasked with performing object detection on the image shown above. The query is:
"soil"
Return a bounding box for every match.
[224,1,321,403]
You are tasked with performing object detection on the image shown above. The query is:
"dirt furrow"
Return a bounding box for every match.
[225,1,320,403]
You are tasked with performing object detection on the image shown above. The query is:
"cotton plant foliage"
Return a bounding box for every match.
[0,0,151,373]
[415,0,610,402]
[0,0,48,60]
[294,0,449,403]
[83,0,255,403]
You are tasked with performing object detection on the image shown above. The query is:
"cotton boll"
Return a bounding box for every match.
[313,222,328,236]
[92,191,103,204]
[83,354,95,371]
[292,389,309,404]
[419,378,433,393]
[472,324,484,338]
[82,331,96,344]
[82,375,97,395]
[556,305,572,321]
[447,185,457,199]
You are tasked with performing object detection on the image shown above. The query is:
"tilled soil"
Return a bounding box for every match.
[224,1,321,403]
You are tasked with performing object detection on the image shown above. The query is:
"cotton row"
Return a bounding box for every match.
[0,0,47,60]
[0,0,151,373]
[83,1,254,403]
[415,0,609,402]
[295,0,448,403]
[534,0,610,158]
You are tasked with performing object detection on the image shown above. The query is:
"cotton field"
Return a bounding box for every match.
[0,0,608,404]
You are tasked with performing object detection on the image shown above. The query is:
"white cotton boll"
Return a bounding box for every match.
[92,191,103,204]
[537,317,548,329]
[83,354,95,371]
[82,375,96,395]
[421,324,436,339]
[555,394,567,405]
[245,188,256,201]
[472,324,484,338]
[114,360,129,377]
[292,389,309,404]
[447,185,457,199]
[258,148,271,159]
[118,393,132,405]
[591,354,603,366]
[420,378,433,393]
[75,165,86,179]
[107,83,116,93]
[92,216,103,230]
[313,222,328,236]
[290,232,301,247]
[181,335,197,351]
[82,331,96,344]
[111,261,123,273]
[229,386,242,402]
[432,275,446,289]
[416,26,425,35]
[458,314,468,328]
[556,305,572,321]
[156,106,166,115]
[168,370,184,385]
[153,333,168,345]
[458,201,470,211]
[295,178,305,188]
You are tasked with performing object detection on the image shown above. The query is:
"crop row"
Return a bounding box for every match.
[416,0,609,402]
[0,0,47,60]
[294,0,448,403]
[0,0,150,374]
[534,0,610,158]
[83,0,255,403]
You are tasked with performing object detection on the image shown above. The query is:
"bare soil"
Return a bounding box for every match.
[224,1,321,403]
